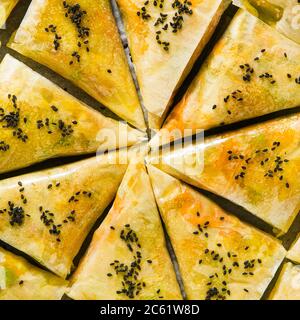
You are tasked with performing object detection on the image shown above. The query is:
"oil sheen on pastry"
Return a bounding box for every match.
[0,149,132,278]
[148,115,300,233]
[0,54,144,174]
[116,0,230,129]
[9,0,146,129]
[151,10,300,146]
[68,160,181,300]
[147,165,286,300]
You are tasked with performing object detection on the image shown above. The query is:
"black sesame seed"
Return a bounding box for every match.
[51,105,58,112]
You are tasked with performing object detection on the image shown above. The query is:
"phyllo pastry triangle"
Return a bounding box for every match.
[0,0,18,27]
[269,262,300,300]
[0,247,67,300]
[147,165,286,300]
[68,161,182,300]
[233,0,300,45]
[0,54,144,174]
[148,115,300,233]
[152,9,300,146]
[8,0,146,130]
[116,0,230,129]
[287,234,300,263]
[0,150,132,278]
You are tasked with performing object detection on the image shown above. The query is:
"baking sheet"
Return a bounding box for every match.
[0,0,299,300]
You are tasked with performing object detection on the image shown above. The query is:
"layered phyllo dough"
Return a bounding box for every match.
[68,161,181,300]
[0,150,132,278]
[148,115,300,233]
[269,262,300,300]
[0,54,144,174]
[151,9,300,146]
[0,247,67,300]
[147,165,286,300]
[116,0,230,129]
[9,0,146,129]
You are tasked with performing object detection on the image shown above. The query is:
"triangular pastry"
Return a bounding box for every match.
[233,0,300,45]
[0,149,132,278]
[287,233,300,263]
[269,262,300,300]
[0,54,144,174]
[8,0,146,130]
[147,165,286,300]
[68,161,181,300]
[116,0,230,129]
[152,9,300,146]
[148,115,300,233]
[0,247,67,300]
[0,0,18,27]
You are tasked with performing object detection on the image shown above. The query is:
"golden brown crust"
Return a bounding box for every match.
[0,150,130,278]
[147,164,286,300]
[9,0,145,129]
[148,115,300,233]
[0,54,144,174]
[68,161,181,300]
[152,9,300,145]
[0,247,67,300]
[117,0,230,129]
